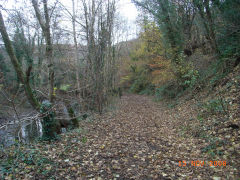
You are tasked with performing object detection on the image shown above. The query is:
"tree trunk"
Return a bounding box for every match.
[32,0,54,103]
[193,0,218,54]
[0,11,40,110]
[204,0,218,53]
[72,0,81,97]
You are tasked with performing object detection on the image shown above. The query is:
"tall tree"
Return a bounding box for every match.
[72,0,81,98]
[32,0,54,103]
[193,0,218,53]
[81,0,116,113]
[132,0,184,60]
[0,11,40,110]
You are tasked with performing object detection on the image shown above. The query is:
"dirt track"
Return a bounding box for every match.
[6,94,238,179]
[70,94,232,179]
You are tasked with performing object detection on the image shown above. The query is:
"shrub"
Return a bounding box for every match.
[155,81,184,100]
[40,100,58,140]
[181,69,199,89]
[139,84,155,95]
[202,98,228,115]
[129,66,151,93]
[130,78,148,93]
[173,52,199,89]
[67,106,79,128]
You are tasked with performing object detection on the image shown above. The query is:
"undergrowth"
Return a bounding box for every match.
[0,127,87,179]
[0,142,56,179]
[154,55,235,101]
[180,96,230,157]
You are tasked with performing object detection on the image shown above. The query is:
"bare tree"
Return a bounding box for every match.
[72,0,81,96]
[80,0,116,113]
[32,0,55,103]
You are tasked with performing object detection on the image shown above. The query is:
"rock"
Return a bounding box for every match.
[55,102,72,131]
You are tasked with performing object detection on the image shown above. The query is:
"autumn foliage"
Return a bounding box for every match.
[120,21,175,94]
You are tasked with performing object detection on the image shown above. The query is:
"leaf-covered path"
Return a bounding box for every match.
[3,94,238,179]
[56,94,232,179]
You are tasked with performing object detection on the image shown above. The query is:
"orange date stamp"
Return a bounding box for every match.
[179,160,226,167]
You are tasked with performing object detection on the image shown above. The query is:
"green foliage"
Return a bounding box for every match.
[210,72,228,88]
[40,100,58,141]
[67,106,79,128]
[59,84,71,91]
[130,65,137,72]
[130,78,148,93]
[0,144,55,179]
[201,138,224,157]
[123,20,169,94]
[132,0,240,102]
[155,81,183,100]
[194,55,234,92]
[206,57,234,88]
[140,20,165,56]
[0,53,9,76]
[129,20,165,61]
[81,136,87,144]
[174,52,199,88]
[139,84,155,95]
[154,54,199,100]
[216,0,240,58]
[12,28,25,66]
[181,69,199,89]
[202,98,228,115]
[12,28,34,70]
[133,1,185,56]
[129,67,153,94]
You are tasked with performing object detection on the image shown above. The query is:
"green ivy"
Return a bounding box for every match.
[40,101,58,141]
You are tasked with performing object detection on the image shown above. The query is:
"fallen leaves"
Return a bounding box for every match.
[1,85,240,179]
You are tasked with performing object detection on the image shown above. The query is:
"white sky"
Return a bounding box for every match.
[1,0,138,19]
[58,0,139,40]
[0,0,139,40]
[119,0,139,39]
[119,0,138,23]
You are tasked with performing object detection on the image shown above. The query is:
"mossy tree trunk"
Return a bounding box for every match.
[0,11,40,110]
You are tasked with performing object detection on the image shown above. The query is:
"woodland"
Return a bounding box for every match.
[0,0,240,179]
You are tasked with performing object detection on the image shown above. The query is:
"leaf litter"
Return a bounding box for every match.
[1,66,240,179]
